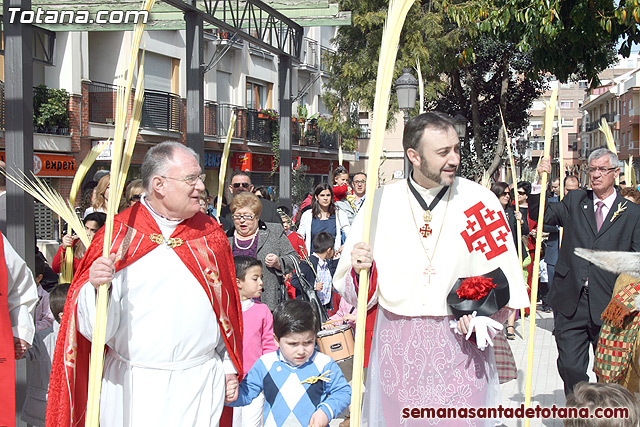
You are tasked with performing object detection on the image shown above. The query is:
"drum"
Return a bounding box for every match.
[317,325,355,362]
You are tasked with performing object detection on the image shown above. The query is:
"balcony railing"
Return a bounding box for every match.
[600,112,616,123]
[300,37,319,69]
[320,46,334,73]
[141,89,182,132]
[88,81,183,132]
[246,109,276,143]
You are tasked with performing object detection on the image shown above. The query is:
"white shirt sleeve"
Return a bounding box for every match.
[76,280,121,345]
[4,235,38,344]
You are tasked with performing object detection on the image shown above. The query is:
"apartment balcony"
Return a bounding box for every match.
[298,37,319,71]
[320,46,334,74]
[87,81,183,133]
[204,102,246,140]
[204,28,244,49]
[600,112,618,123]
[0,82,71,135]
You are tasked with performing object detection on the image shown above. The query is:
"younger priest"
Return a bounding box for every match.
[334,112,529,426]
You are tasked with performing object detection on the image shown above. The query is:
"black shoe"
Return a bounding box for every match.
[506,325,516,340]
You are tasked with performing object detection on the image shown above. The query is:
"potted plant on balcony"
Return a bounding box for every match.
[33,85,70,134]
[258,108,278,120]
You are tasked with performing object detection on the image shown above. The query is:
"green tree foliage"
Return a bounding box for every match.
[444,0,639,85]
[433,36,545,179]
[325,0,637,178]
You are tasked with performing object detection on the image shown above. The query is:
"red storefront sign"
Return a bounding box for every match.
[230,152,345,175]
[0,152,77,177]
[295,157,346,175]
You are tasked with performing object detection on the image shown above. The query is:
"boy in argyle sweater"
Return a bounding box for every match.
[226,299,351,426]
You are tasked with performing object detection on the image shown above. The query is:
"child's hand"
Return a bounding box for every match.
[308,409,329,427]
[14,337,29,360]
[224,374,238,403]
[321,322,335,330]
[343,313,356,322]
[315,281,324,291]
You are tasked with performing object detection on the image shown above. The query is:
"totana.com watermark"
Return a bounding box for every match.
[7,7,149,25]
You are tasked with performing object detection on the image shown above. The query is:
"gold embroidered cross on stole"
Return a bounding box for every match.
[149,233,184,248]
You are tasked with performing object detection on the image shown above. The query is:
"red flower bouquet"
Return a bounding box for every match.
[447,268,510,320]
[456,277,496,301]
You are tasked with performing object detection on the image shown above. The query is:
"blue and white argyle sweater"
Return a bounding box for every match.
[227,349,351,426]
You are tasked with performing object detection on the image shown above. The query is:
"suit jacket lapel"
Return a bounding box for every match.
[596,193,626,236]
[580,190,598,235]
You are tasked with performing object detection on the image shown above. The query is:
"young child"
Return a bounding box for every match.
[21,283,70,426]
[227,299,351,427]
[34,254,54,331]
[291,232,338,321]
[233,255,278,427]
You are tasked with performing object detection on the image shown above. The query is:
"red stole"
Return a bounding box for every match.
[46,203,243,427]
[0,235,14,427]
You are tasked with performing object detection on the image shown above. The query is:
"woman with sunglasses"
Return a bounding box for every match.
[226,192,297,311]
[298,183,350,256]
[119,179,144,212]
[491,182,530,340]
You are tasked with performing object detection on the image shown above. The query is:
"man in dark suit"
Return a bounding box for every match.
[220,171,282,229]
[531,148,640,395]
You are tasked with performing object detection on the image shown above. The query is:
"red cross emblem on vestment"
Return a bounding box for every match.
[460,201,511,260]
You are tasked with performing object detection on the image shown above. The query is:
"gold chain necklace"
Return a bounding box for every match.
[406,183,451,284]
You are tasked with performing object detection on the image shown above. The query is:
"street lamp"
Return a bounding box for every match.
[452,114,467,141]
[395,68,418,177]
[516,137,528,179]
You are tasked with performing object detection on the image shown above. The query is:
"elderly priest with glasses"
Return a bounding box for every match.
[46,141,243,427]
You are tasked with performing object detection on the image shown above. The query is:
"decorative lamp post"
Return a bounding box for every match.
[452,114,467,141]
[394,68,418,177]
[517,137,528,179]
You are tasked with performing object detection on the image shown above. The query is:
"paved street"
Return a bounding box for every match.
[332,308,596,427]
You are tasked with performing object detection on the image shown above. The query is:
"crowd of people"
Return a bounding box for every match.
[2,112,640,426]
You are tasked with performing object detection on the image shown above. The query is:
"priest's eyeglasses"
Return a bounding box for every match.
[232,213,256,221]
[587,167,616,174]
[162,173,206,185]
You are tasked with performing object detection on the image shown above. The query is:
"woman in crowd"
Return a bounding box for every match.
[298,183,350,256]
[226,192,297,311]
[491,182,529,340]
[84,174,110,217]
[52,212,107,274]
[199,193,209,215]
[253,186,271,201]
[124,179,144,208]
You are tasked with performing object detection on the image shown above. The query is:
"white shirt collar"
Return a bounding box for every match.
[241,299,254,311]
[408,174,450,202]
